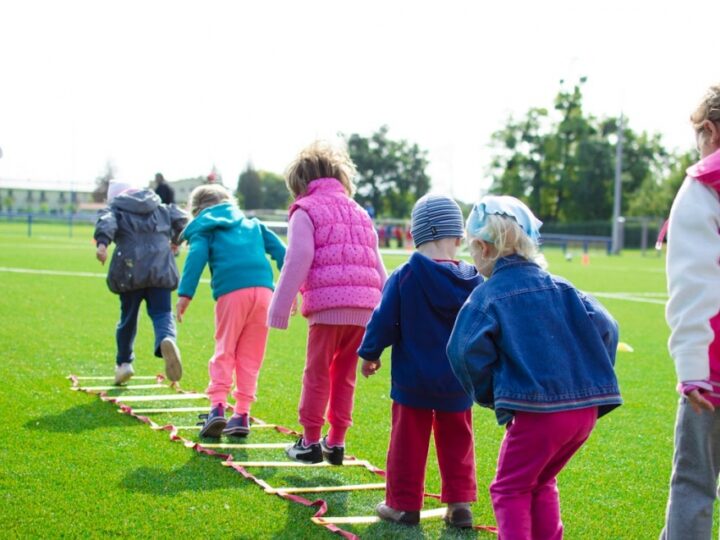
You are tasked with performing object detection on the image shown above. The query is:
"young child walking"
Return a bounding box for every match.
[447,195,622,540]
[358,194,482,528]
[94,179,188,385]
[176,184,286,438]
[268,141,387,464]
[661,84,720,540]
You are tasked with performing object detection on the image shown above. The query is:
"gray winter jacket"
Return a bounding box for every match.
[94,190,189,294]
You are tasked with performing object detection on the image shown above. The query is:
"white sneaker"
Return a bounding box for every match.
[114,362,135,385]
[160,338,182,382]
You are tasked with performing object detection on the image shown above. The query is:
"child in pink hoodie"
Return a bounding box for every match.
[268,141,387,464]
[661,84,720,539]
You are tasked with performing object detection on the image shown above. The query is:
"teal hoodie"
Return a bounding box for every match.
[178,202,286,300]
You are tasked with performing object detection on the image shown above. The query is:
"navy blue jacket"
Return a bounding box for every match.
[358,252,483,411]
[447,255,622,425]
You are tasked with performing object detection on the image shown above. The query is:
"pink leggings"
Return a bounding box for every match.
[206,287,271,414]
[298,324,365,445]
[490,407,597,540]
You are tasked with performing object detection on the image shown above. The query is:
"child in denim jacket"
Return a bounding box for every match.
[447,195,622,539]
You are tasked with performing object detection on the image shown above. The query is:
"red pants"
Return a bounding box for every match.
[386,401,477,511]
[298,324,365,445]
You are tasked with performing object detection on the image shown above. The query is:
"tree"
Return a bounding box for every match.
[259,171,290,209]
[92,161,116,203]
[237,164,263,210]
[346,126,431,218]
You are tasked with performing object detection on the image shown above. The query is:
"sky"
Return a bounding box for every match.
[0,0,716,203]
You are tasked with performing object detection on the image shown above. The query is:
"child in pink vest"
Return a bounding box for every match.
[268,141,387,464]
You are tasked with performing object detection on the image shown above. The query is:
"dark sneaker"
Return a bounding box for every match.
[320,436,344,465]
[222,414,250,437]
[160,338,182,382]
[197,406,227,438]
[375,501,420,526]
[444,503,473,528]
[286,437,323,464]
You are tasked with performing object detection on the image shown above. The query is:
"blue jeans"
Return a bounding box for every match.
[116,288,176,365]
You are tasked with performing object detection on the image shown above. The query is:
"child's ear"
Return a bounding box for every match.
[454,237,462,247]
[707,120,720,145]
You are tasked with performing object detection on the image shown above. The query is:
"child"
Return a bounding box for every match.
[268,141,387,464]
[447,195,622,539]
[358,194,483,528]
[661,84,720,540]
[94,179,188,385]
[176,184,286,438]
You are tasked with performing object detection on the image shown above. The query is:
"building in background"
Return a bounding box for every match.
[0,179,94,214]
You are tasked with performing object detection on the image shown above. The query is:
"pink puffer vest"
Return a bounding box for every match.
[289,178,382,316]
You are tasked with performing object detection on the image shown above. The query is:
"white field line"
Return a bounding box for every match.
[589,291,667,305]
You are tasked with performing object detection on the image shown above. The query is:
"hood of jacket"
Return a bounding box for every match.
[408,252,481,318]
[687,147,720,189]
[110,189,161,215]
[182,202,245,240]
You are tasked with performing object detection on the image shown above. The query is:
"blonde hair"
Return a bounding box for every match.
[188,184,232,217]
[690,84,720,132]
[468,214,547,269]
[285,141,357,198]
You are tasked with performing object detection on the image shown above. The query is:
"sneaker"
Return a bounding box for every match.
[114,362,135,385]
[444,503,473,528]
[222,414,250,437]
[320,436,344,465]
[160,338,182,382]
[375,501,420,526]
[197,405,227,438]
[286,437,323,464]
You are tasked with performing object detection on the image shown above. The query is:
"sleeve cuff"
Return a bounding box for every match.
[678,380,713,395]
[268,314,289,329]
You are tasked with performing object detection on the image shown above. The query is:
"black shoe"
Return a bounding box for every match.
[375,502,420,526]
[222,413,250,437]
[320,436,344,465]
[286,437,323,463]
[197,406,227,438]
[444,504,473,528]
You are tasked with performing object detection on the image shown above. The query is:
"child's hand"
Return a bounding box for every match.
[361,359,381,378]
[176,296,191,323]
[290,295,299,316]
[687,389,715,414]
[96,244,107,265]
[170,243,180,257]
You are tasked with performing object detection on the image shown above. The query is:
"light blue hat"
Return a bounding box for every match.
[411,194,465,247]
[466,195,542,244]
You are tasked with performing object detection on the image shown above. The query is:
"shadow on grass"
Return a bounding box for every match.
[120,453,246,495]
[24,401,134,433]
[271,490,351,540]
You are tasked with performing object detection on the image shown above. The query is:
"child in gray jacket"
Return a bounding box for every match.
[94,179,188,385]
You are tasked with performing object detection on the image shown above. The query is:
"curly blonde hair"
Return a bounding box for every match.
[188,184,232,217]
[468,214,547,269]
[690,84,720,132]
[285,141,357,198]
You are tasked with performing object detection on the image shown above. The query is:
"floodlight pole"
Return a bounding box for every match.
[611,114,624,254]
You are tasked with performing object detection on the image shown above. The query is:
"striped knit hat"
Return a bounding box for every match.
[411,194,465,247]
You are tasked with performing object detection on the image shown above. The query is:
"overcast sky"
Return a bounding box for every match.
[0,0,715,202]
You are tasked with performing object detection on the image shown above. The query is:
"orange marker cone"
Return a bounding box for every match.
[581,253,590,266]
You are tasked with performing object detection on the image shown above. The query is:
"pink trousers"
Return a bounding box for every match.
[206,287,271,414]
[298,324,365,445]
[386,402,477,511]
[490,407,597,540]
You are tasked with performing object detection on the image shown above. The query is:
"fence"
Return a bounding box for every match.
[0,212,96,238]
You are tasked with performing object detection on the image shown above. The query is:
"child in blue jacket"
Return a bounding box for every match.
[359,194,483,528]
[447,195,622,539]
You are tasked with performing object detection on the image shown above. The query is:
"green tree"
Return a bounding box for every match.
[346,126,431,218]
[258,171,290,209]
[237,164,263,210]
[92,161,115,203]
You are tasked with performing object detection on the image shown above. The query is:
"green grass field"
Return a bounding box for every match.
[0,223,688,538]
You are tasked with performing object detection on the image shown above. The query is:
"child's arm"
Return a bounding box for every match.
[259,222,287,271]
[267,210,314,329]
[357,271,402,370]
[373,240,388,288]
[447,304,499,407]
[94,207,116,265]
[176,232,210,306]
[579,292,619,363]
[168,204,189,245]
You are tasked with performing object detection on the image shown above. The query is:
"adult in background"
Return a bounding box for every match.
[154,172,175,205]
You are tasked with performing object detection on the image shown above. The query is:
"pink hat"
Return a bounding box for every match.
[107,179,134,202]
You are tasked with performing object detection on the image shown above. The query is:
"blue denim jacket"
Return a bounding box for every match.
[447,255,622,424]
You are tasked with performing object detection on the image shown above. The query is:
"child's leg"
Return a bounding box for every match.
[116,290,143,364]
[231,288,272,415]
[433,408,477,504]
[661,401,720,540]
[206,290,250,408]
[326,325,365,446]
[298,324,339,444]
[490,409,595,540]
[144,288,176,357]
[385,402,433,512]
